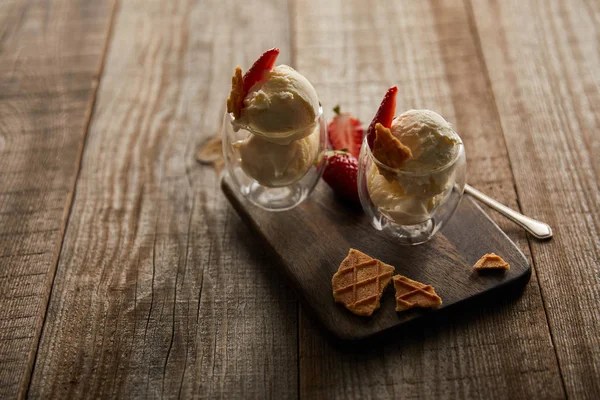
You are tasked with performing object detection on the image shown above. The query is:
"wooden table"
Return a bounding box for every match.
[0,0,598,398]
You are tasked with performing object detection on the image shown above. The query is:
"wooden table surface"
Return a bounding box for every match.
[0,0,598,399]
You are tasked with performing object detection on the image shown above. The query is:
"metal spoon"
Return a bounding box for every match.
[464,184,553,240]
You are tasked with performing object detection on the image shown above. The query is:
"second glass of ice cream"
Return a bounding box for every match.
[223,50,327,211]
[358,95,467,244]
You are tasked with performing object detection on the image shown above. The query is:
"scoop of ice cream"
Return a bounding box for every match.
[237,65,320,144]
[391,109,460,173]
[235,124,319,187]
[367,167,443,225]
[386,110,462,196]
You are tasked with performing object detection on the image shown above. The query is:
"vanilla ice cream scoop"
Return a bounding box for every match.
[386,110,462,197]
[235,124,320,187]
[237,65,320,144]
[391,109,461,173]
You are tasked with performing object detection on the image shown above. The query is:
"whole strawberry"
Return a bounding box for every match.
[322,151,360,204]
[327,105,363,158]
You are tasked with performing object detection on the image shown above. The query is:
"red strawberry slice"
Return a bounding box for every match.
[322,151,360,204]
[242,47,280,94]
[366,86,398,149]
[327,105,364,158]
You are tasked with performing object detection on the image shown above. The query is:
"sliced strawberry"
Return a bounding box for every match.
[322,151,360,204]
[327,106,364,158]
[366,86,398,149]
[242,47,280,94]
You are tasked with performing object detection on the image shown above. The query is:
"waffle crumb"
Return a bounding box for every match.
[473,253,510,271]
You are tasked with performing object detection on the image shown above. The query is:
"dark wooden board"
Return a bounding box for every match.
[222,175,530,340]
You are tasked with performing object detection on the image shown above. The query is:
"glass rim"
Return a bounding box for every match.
[226,105,323,140]
[363,133,464,177]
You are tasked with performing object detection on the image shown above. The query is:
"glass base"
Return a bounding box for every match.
[370,215,437,245]
[243,180,307,211]
[227,167,319,212]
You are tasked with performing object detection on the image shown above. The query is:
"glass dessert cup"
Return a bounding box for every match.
[357,135,466,245]
[222,106,327,211]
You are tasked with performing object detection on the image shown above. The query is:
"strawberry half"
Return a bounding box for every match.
[327,105,363,158]
[322,151,360,204]
[242,47,280,94]
[366,86,398,149]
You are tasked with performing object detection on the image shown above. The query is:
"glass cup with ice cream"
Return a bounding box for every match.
[357,87,467,244]
[222,48,327,211]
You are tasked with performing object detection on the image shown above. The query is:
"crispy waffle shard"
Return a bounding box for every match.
[473,253,510,270]
[373,123,412,181]
[226,66,244,118]
[332,249,394,317]
[392,275,442,312]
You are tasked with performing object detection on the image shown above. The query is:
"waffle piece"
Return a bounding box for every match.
[473,253,510,271]
[196,135,225,175]
[373,123,412,181]
[196,135,223,165]
[392,275,442,312]
[332,249,394,317]
[226,66,244,118]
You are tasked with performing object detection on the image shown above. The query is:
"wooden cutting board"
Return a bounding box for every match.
[222,175,530,340]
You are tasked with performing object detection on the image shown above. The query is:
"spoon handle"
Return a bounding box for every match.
[464,184,553,240]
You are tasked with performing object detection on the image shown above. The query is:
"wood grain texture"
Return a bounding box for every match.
[470,0,600,397]
[223,176,532,339]
[293,0,565,398]
[28,0,298,398]
[0,0,114,398]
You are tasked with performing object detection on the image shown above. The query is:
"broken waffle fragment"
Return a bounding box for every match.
[473,253,510,271]
[226,66,244,118]
[332,249,394,317]
[373,123,412,181]
[392,275,442,312]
